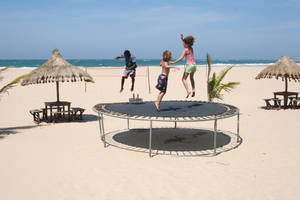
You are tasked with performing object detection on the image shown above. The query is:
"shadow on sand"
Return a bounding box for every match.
[103,127,242,156]
[42,114,99,123]
[0,125,42,139]
[0,114,98,140]
[80,114,99,122]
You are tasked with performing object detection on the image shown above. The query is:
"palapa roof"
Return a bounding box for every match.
[255,56,300,82]
[21,49,94,85]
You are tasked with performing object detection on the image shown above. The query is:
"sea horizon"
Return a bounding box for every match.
[1,58,300,68]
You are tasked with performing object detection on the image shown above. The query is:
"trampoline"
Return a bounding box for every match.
[93,100,241,157]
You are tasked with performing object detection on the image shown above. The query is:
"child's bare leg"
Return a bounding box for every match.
[190,72,195,97]
[120,77,125,92]
[182,72,191,98]
[130,76,135,91]
[155,92,165,111]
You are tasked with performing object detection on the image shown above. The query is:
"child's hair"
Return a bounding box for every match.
[183,36,195,47]
[123,50,131,57]
[162,50,172,62]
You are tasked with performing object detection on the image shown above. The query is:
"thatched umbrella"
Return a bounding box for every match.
[21,48,94,102]
[256,56,300,92]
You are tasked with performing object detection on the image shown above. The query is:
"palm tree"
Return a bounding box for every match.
[207,53,240,102]
[0,67,30,99]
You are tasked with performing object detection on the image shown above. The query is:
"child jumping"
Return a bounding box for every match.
[115,50,137,92]
[171,34,197,98]
[155,50,180,111]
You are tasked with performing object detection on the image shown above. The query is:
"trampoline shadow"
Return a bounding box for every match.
[80,114,99,122]
[105,127,242,156]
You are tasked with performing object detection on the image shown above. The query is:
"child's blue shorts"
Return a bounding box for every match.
[156,74,168,93]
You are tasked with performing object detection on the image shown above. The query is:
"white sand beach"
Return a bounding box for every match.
[0,66,300,200]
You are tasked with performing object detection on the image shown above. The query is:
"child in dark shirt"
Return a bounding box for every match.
[115,50,137,92]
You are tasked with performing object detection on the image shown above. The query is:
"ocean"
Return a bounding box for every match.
[0,59,297,68]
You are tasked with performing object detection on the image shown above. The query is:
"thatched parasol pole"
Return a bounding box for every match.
[284,75,288,92]
[56,81,60,102]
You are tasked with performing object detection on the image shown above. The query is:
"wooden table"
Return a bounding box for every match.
[273,91,298,108]
[44,101,71,121]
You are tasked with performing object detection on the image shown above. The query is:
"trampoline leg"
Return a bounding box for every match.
[174,122,177,129]
[101,113,106,147]
[127,118,130,130]
[149,120,153,157]
[97,112,103,142]
[237,112,240,143]
[213,119,217,155]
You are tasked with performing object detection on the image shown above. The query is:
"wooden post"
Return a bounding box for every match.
[85,68,87,92]
[285,76,288,92]
[147,65,151,94]
[56,81,60,102]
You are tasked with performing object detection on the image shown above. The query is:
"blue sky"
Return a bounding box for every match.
[1,0,300,59]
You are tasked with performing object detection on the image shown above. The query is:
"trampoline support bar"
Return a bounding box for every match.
[127,118,130,130]
[101,113,106,147]
[97,112,103,141]
[237,112,240,143]
[149,120,153,157]
[214,118,217,155]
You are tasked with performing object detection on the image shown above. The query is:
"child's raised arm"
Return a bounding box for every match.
[165,63,180,70]
[180,33,184,41]
[170,49,188,64]
[114,55,124,60]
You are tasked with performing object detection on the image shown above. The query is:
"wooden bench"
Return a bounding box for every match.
[30,109,43,123]
[52,111,62,123]
[264,98,282,110]
[52,110,73,123]
[288,97,300,109]
[71,107,85,120]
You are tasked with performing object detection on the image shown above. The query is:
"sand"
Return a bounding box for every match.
[0,66,299,200]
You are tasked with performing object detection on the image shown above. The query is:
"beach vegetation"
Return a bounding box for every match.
[0,67,9,82]
[0,67,30,99]
[0,67,9,72]
[206,54,240,102]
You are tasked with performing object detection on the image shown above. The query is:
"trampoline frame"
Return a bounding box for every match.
[93,100,241,157]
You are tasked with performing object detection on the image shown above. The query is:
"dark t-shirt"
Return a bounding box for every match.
[125,56,136,68]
